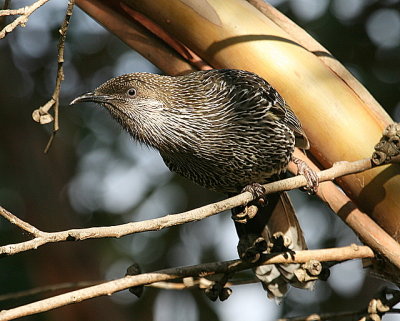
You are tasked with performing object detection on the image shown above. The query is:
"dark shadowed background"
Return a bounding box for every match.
[1,0,400,320]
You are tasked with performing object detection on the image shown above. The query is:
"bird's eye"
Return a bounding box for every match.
[127,88,136,97]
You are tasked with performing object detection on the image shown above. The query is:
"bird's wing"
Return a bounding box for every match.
[204,69,310,149]
[277,103,310,150]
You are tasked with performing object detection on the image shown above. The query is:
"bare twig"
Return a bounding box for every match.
[0,277,255,302]
[0,276,256,303]
[150,276,259,290]
[0,207,42,237]
[0,0,50,39]
[0,7,25,17]
[0,0,11,29]
[0,281,99,302]
[261,244,374,264]
[0,245,374,321]
[0,157,380,257]
[30,0,75,153]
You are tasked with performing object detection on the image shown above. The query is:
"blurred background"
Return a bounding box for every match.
[0,0,399,320]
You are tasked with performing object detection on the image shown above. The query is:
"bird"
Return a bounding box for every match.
[70,68,318,299]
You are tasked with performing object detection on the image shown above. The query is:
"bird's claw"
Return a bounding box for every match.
[237,234,268,263]
[231,205,259,223]
[267,232,293,252]
[292,157,319,194]
[232,183,267,223]
[242,182,267,200]
[204,274,232,302]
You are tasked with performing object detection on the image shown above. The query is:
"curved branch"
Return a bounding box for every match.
[0,245,374,321]
[0,0,50,39]
[30,0,75,153]
[0,281,99,302]
[0,157,377,257]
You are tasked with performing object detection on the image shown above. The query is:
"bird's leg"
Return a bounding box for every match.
[231,183,266,224]
[291,156,319,194]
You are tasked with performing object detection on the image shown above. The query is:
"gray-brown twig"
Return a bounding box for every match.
[0,245,374,321]
[0,157,382,258]
[0,281,100,302]
[0,207,42,237]
[0,0,50,39]
[30,0,75,153]
[0,0,11,29]
[0,277,255,303]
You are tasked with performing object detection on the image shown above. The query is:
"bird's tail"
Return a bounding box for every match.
[234,192,316,299]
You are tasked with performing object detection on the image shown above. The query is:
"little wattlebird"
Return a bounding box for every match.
[70,69,320,299]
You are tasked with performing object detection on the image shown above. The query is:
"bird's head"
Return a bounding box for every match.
[70,73,182,149]
[71,73,169,106]
[70,70,252,154]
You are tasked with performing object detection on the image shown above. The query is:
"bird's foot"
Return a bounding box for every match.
[267,232,293,252]
[231,205,259,224]
[242,182,267,201]
[204,274,232,302]
[231,183,266,224]
[291,157,319,194]
[237,234,268,263]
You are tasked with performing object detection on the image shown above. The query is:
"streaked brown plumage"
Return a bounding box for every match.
[71,69,315,299]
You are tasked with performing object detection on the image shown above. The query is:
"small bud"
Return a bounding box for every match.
[32,109,53,124]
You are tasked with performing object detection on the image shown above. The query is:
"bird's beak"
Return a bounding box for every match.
[69,92,111,105]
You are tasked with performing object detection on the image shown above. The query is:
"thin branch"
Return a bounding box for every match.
[0,207,42,237]
[0,8,25,17]
[0,277,256,302]
[262,244,375,263]
[0,157,379,257]
[0,0,11,29]
[0,281,99,302]
[29,0,75,153]
[0,0,50,39]
[150,276,259,290]
[0,245,374,321]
